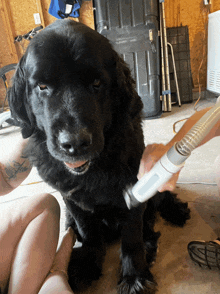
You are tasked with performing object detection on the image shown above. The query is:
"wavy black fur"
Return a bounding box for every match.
[8,19,190,294]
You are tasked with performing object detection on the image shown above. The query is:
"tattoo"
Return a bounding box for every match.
[5,160,29,180]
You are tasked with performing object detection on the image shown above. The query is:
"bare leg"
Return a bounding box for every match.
[0,193,60,294]
[38,227,76,294]
[214,155,220,196]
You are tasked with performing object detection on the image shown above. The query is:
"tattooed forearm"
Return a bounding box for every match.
[5,160,30,180]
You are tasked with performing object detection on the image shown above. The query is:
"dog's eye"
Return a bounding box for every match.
[92,79,101,89]
[38,84,48,91]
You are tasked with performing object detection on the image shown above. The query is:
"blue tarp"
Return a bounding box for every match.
[49,0,81,19]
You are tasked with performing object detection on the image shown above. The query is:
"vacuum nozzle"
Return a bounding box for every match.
[124,98,220,209]
[124,144,188,209]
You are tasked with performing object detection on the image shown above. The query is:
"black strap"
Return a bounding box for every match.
[57,11,70,19]
[65,0,76,4]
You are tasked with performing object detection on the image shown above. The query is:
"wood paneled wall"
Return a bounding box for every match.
[0,0,94,66]
[1,0,220,89]
[164,0,219,89]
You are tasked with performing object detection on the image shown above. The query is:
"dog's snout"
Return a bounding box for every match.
[58,129,92,155]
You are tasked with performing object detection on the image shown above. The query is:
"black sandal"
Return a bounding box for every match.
[188,238,220,270]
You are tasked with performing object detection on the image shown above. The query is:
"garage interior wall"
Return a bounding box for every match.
[0,0,94,65]
[0,0,220,90]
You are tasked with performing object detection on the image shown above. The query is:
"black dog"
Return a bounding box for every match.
[8,19,190,294]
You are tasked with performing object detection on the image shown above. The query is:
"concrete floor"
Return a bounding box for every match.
[0,97,220,293]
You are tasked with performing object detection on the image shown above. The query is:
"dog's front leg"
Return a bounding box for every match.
[118,206,157,294]
[65,201,106,291]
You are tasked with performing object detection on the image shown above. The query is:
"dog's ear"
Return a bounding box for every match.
[112,53,143,118]
[8,56,35,138]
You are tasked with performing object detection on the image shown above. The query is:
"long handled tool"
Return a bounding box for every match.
[124,99,220,209]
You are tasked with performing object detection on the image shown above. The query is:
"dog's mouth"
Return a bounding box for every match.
[64,160,91,175]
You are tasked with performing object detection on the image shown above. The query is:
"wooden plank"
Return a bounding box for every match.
[0,0,18,62]
[36,0,45,27]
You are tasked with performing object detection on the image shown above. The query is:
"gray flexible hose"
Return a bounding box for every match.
[176,99,220,157]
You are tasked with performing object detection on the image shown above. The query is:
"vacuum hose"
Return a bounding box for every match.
[124,99,220,209]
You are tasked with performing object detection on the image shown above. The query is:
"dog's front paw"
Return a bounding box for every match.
[118,271,157,294]
[68,246,104,291]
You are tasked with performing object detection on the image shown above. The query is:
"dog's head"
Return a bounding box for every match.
[8,20,143,175]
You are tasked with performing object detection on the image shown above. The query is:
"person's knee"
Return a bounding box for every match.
[214,155,220,191]
[38,193,60,217]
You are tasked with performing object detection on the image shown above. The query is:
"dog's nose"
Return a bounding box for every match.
[58,129,92,155]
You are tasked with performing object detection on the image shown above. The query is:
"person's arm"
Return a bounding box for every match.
[38,272,74,294]
[138,107,220,191]
[38,227,76,294]
[0,133,32,196]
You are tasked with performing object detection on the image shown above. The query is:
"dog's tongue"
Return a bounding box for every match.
[64,160,87,169]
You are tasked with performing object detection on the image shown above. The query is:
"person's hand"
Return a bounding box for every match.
[137,144,181,192]
[50,227,76,278]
